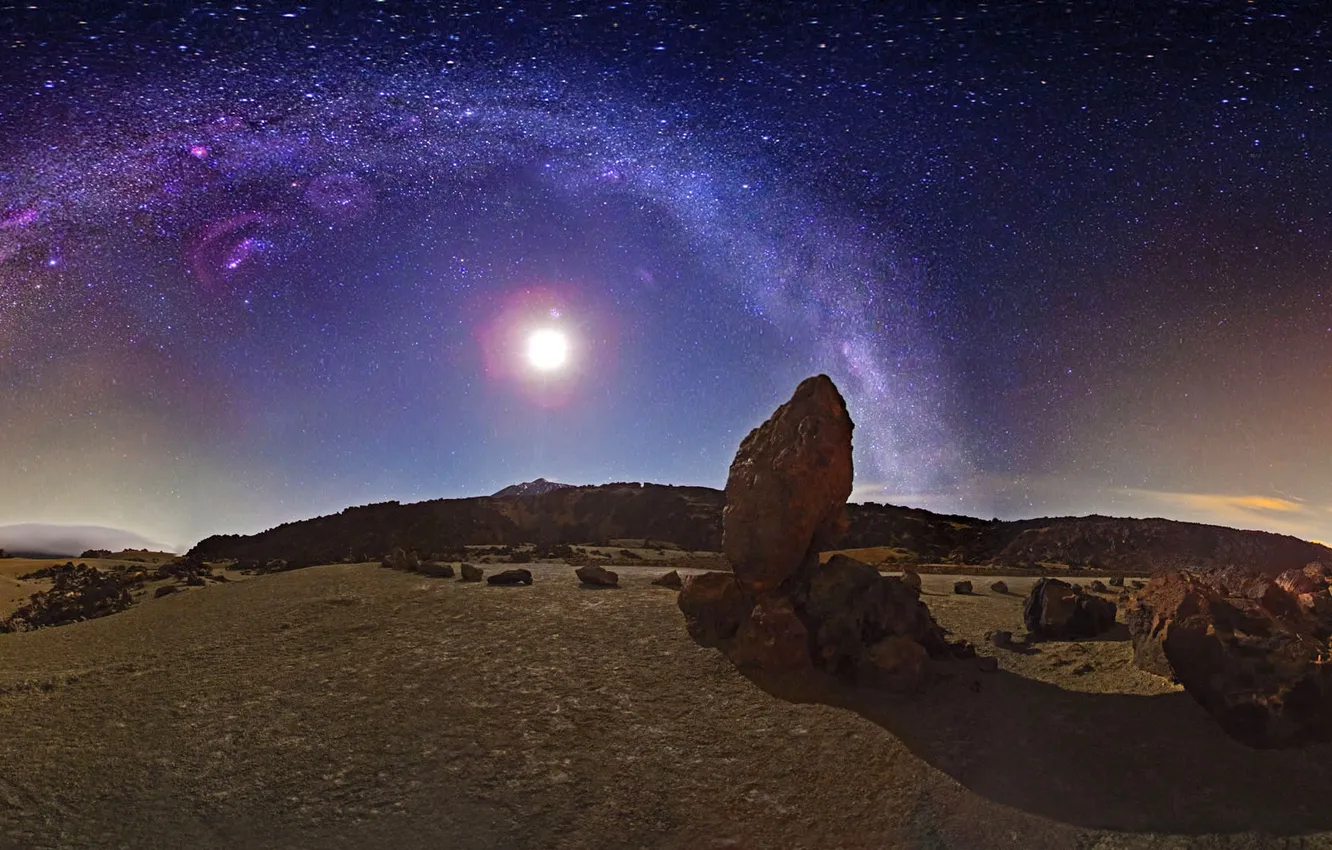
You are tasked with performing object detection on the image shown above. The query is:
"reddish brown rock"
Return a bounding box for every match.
[677,572,750,648]
[575,564,619,587]
[1126,569,1332,748]
[730,596,813,672]
[1023,577,1117,639]
[722,375,854,594]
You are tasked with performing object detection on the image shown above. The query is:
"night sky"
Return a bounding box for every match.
[1,2,1330,551]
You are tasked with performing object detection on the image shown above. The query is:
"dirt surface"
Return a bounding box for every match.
[1,563,1329,849]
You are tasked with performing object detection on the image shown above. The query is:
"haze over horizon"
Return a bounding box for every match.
[3,2,1330,549]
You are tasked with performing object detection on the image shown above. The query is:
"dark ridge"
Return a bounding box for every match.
[186,483,1332,575]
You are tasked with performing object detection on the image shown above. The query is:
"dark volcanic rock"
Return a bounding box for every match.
[677,572,750,648]
[487,568,532,586]
[986,629,1013,649]
[802,555,947,681]
[1126,569,1332,748]
[459,563,484,582]
[575,564,619,587]
[900,569,922,591]
[1089,580,1110,593]
[154,585,179,599]
[990,581,1009,594]
[1023,578,1117,639]
[652,570,683,589]
[953,580,973,595]
[418,561,455,578]
[1,564,134,633]
[722,375,854,595]
[1108,575,1125,587]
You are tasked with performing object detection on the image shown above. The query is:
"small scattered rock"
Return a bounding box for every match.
[989,580,1008,594]
[575,564,619,587]
[185,575,206,587]
[985,629,1013,649]
[1073,662,1095,675]
[487,568,532,586]
[459,563,484,582]
[953,580,973,595]
[1108,576,1125,587]
[1131,580,1146,589]
[418,561,455,578]
[154,585,179,599]
[1089,580,1110,593]
[652,570,683,589]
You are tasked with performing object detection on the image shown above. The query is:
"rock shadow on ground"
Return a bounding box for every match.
[741,664,1332,837]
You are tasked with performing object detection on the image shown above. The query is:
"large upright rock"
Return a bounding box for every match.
[1126,569,1332,748]
[678,375,959,691]
[722,375,854,595]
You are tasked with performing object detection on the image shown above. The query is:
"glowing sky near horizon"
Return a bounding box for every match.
[1,1,1331,551]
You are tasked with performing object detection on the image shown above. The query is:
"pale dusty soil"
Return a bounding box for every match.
[1,564,1331,849]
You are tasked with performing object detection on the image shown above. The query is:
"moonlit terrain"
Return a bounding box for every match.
[1,3,1330,549]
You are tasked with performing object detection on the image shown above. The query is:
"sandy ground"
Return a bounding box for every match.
[1,563,1330,849]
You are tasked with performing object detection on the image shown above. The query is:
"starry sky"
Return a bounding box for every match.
[1,1,1330,552]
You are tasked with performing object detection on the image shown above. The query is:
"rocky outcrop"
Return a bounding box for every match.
[1,564,133,633]
[487,568,532,586]
[1125,566,1332,748]
[1023,578,1117,640]
[677,377,952,691]
[722,375,854,595]
[575,565,619,587]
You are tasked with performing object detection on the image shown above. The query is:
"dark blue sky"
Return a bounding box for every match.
[1,1,1329,550]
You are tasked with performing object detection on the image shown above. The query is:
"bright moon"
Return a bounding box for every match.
[526,328,569,371]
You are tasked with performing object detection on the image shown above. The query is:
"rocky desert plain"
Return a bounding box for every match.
[4,376,1332,849]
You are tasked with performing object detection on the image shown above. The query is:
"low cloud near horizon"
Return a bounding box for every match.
[0,524,175,556]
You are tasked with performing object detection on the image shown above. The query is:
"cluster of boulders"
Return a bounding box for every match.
[676,375,966,690]
[379,549,537,585]
[1,563,134,633]
[1125,562,1332,748]
[153,556,222,587]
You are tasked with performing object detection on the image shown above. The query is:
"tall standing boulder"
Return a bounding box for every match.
[722,375,854,595]
[677,375,955,690]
